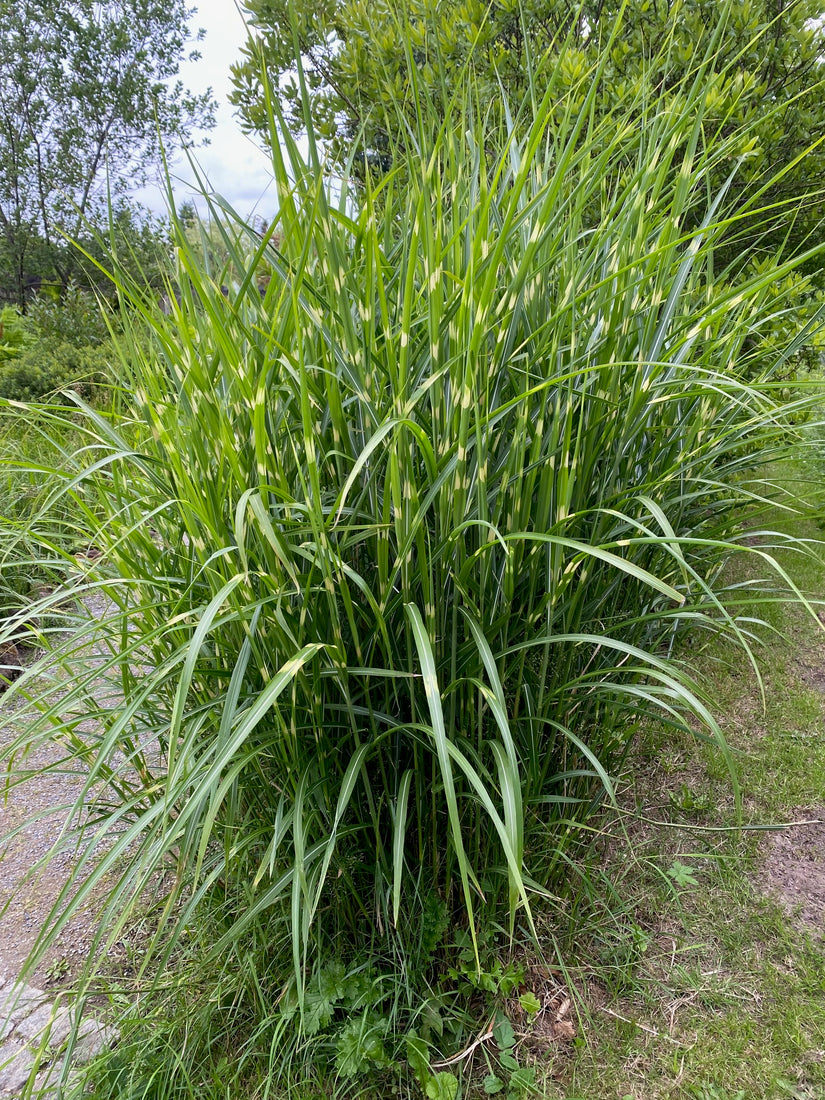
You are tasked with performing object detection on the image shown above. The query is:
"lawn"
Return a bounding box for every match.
[542,459,825,1100]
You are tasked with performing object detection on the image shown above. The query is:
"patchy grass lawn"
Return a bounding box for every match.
[541,461,825,1100]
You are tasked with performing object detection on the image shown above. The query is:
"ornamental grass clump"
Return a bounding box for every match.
[2,22,824,1095]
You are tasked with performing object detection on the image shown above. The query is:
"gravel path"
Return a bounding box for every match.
[0,593,121,1095]
[0,594,116,987]
[0,694,99,990]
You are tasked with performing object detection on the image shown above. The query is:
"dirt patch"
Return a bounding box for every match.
[794,660,825,693]
[0,641,28,690]
[759,810,825,937]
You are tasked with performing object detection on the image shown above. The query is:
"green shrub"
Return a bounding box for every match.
[0,284,116,401]
[0,414,91,630]
[737,264,825,381]
[0,339,113,401]
[25,281,111,347]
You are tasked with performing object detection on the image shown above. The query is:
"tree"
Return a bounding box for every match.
[0,0,216,308]
[230,0,825,264]
[230,0,825,147]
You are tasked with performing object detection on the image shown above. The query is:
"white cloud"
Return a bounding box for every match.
[135,0,276,220]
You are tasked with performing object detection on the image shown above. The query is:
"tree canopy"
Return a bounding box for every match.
[230,0,825,265]
[231,0,825,148]
[0,0,215,307]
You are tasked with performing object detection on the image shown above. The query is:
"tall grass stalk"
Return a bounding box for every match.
[2,15,824,1092]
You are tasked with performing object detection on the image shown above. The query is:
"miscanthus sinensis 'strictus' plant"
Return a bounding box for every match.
[2,18,824,1094]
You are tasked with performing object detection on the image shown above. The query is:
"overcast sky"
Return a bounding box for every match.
[136,0,277,219]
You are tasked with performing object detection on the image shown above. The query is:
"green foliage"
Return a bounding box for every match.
[493,1015,516,1052]
[334,1012,391,1077]
[0,306,29,362]
[518,992,541,1017]
[596,919,654,996]
[24,283,110,347]
[448,931,525,996]
[740,264,825,380]
[0,411,89,658]
[3,20,825,1097]
[232,0,825,218]
[0,284,116,401]
[0,340,112,401]
[72,202,176,297]
[489,1012,537,1099]
[666,860,700,889]
[233,0,825,374]
[425,1072,459,1100]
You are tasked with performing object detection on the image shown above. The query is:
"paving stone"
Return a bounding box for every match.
[15,1002,72,1047]
[0,1039,36,1094]
[0,984,48,1042]
[73,1020,117,1065]
[32,1061,81,1100]
[0,975,117,1095]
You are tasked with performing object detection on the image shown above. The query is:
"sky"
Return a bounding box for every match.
[135,0,277,220]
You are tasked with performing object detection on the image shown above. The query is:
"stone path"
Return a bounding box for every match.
[0,593,121,1096]
[0,979,114,1097]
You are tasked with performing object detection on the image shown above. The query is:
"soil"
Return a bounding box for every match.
[0,641,27,690]
[758,811,825,938]
[795,659,825,694]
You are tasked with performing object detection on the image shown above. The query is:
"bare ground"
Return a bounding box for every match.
[0,712,100,988]
[0,594,120,989]
[759,811,825,938]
